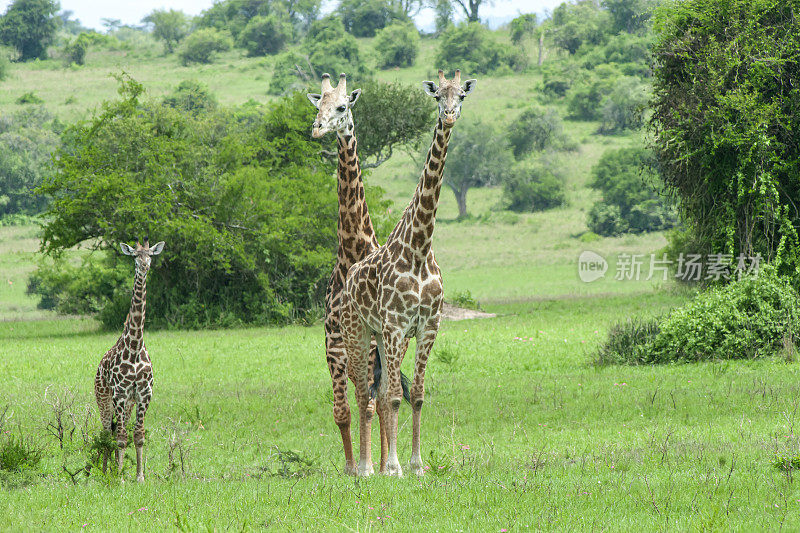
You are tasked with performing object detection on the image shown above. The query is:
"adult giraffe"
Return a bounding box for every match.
[307,73,407,475]
[341,70,476,476]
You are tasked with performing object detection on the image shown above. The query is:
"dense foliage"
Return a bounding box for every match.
[0,106,60,216]
[374,22,419,68]
[507,106,571,160]
[0,0,58,61]
[650,0,800,278]
[597,267,800,365]
[269,16,370,95]
[142,9,190,54]
[338,0,406,37]
[435,22,520,75]
[503,159,566,213]
[63,32,90,65]
[31,77,388,328]
[161,80,218,115]
[237,14,292,56]
[178,28,233,65]
[587,147,675,236]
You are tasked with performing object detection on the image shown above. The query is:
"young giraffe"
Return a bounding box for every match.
[307,73,407,475]
[342,70,476,476]
[94,238,164,482]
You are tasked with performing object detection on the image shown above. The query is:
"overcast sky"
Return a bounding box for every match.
[0,0,565,32]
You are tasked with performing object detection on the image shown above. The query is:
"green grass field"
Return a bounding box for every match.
[2,39,799,531]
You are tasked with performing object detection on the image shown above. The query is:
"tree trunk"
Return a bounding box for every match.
[456,186,469,219]
[538,30,546,66]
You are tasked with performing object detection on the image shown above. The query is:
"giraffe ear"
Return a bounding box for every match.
[306,93,322,108]
[150,241,165,255]
[462,79,477,96]
[120,243,136,256]
[349,89,361,106]
[422,81,438,96]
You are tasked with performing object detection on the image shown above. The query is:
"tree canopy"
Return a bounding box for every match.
[0,0,59,61]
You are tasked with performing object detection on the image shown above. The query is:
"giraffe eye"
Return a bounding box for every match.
[337,105,346,112]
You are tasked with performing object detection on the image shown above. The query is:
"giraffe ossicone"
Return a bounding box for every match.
[94,238,164,482]
[341,69,476,477]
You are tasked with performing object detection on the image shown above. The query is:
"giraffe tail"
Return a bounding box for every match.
[369,345,411,403]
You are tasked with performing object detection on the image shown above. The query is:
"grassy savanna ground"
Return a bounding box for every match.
[4,32,799,532]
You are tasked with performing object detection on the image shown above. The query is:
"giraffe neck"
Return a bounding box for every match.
[336,124,377,267]
[388,116,451,261]
[122,265,148,353]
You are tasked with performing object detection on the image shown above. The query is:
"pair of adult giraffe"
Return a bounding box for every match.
[309,70,476,477]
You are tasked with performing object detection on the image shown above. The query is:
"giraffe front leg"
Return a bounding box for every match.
[327,337,356,476]
[409,325,438,476]
[134,395,150,482]
[344,319,374,477]
[380,329,407,477]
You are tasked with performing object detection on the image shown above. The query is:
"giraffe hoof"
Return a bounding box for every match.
[409,462,424,476]
[358,462,374,477]
[137,474,145,483]
[384,462,403,477]
[343,463,358,476]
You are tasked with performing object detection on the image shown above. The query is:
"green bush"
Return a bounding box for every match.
[599,76,649,133]
[178,28,232,65]
[587,147,676,236]
[503,160,566,213]
[0,106,60,216]
[595,317,660,366]
[581,32,651,74]
[551,0,612,55]
[0,434,43,473]
[374,22,419,68]
[33,76,388,329]
[435,22,521,75]
[597,269,800,365]
[63,32,90,65]
[15,91,43,104]
[237,14,291,56]
[510,13,537,45]
[338,0,406,38]
[507,106,571,159]
[0,0,59,61]
[565,64,621,120]
[162,80,218,114]
[269,17,371,95]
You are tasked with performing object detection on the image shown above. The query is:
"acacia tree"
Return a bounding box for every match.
[142,9,190,54]
[0,0,59,61]
[448,0,490,23]
[650,0,800,275]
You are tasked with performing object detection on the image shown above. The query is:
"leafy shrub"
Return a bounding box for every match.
[448,289,481,310]
[581,32,651,74]
[510,13,537,45]
[237,14,291,56]
[436,22,521,75]
[0,434,43,472]
[63,32,90,65]
[0,0,59,61]
[595,317,660,366]
[15,91,43,104]
[551,0,612,55]
[268,17,371,95]
[0,106,60,216]
[33,76,388,329]
[374,22,419,68]
[178,28,232,65]
[162,80,218,114]
[587,147,676,235]
[503,160,566,213]
[507,106,571,159]
[565,64,621,120]
[142,8,189,54]
[338,0,406,38]
[599,76,649,133]
[597,268,800,364]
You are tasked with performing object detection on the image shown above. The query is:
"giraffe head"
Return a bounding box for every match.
[120,238,165,274]
[307,73,362,138]
[422,69,476,128]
